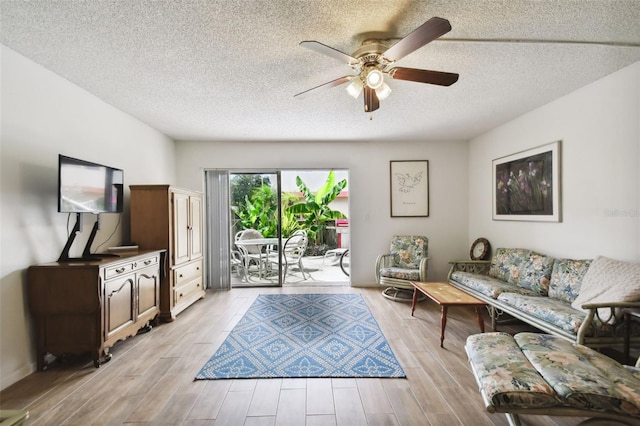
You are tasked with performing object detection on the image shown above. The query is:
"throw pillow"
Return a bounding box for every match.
[571,256,640,322]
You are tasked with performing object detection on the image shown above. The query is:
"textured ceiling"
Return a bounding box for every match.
[2,0,640,142]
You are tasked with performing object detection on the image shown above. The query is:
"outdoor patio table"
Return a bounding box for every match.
[235,238,279,279]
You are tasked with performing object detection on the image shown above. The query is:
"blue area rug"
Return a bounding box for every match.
[195,294,406,379]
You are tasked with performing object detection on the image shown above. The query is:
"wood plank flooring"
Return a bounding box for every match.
[1,286,590,425]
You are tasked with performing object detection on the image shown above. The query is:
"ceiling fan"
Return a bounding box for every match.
[294,17,459,113]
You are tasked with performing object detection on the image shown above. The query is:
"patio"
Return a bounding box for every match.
[231,253,350,287]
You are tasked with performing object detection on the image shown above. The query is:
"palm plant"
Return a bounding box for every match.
[232,184,278,237]
[287,171,347,244]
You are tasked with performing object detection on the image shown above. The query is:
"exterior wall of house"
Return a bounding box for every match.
[0,46,176,390]
[174,139,470,287]
[468,61,640,262]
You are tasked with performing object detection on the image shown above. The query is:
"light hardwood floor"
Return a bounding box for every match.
[1,286,590,425]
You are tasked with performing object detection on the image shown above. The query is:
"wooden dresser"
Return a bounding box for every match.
[27,250,164,370]
[129,185,205,322]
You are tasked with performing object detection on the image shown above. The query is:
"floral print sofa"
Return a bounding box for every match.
[448,248,640,350]
[466,332,640,425]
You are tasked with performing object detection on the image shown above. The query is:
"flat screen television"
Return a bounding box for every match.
[58,155,124,213]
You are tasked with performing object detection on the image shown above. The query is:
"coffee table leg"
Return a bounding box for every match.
[411,288,418,316]
[475,306,485,332]
[440,305,448,348]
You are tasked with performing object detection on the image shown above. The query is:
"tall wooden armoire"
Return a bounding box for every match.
[130,185,204,321]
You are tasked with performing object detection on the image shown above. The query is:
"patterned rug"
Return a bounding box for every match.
[195,294,406,379]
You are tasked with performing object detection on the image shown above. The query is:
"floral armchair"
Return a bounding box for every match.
[375,235,429,301]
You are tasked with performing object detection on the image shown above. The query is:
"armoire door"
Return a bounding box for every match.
[172,191,190,265]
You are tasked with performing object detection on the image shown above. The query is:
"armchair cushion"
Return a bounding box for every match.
[377,235,429,300]
[379,267,421,281]
[389,235,428,269]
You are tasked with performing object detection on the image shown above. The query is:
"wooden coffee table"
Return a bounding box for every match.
[410,281,487,348]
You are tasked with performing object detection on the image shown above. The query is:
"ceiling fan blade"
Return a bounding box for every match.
[299,41,358,65]
[364,86,379,112]
[383,17,452,62]
[388,67,459,86]
[294,75,354,99]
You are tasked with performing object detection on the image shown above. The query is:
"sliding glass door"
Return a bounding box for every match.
[229,171,281,287]
[205,168,350,291]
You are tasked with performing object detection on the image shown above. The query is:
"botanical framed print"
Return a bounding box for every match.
[493,140,561,222]
[390,160,429,217]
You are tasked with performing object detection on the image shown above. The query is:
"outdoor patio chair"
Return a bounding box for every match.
[235,229,266,276]
[375,235,429,301]
[230,249,247,282]
[268,230,308,283]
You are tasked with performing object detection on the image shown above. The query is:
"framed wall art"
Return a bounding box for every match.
[493,140,561,222]
[390,160,429,217]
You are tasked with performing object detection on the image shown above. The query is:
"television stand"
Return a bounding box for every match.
[58,213,118,262]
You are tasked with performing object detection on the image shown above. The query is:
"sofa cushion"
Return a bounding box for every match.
[515,333,640,415]
[548,258,592,303]
[571,256,640,321]
[497,292,591,335]
[450,271,539,299]
[519,254,555,296]
[488,248,554,295]
[575,345,640,414]
[489,248,533,285]
[465,332,562,410]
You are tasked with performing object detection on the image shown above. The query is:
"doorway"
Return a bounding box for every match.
[204,169,350,291]
[230,171,281,287]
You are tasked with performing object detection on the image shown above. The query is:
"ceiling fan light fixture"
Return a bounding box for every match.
[365,68,384,89]
[346,78,363,99]
[375,82,392,101]
[296,17,458,113]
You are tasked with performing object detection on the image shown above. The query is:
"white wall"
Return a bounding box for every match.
[0,46,176,390]
[469,62,640,262]
[4,42,635,393]
[174,140,470,286]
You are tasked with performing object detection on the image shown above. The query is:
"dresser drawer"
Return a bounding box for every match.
[174,277,203,306]
[103,254,160,280]
[136,254,159,270]
[104,262,134,280]
[173,259,202,286]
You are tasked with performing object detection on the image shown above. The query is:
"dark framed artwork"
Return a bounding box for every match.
[493,141,561,222]
[390,160,429,217]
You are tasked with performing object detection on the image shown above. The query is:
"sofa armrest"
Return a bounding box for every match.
[576,301,640,345]
[581,301,640,309]
[448,260,491,280]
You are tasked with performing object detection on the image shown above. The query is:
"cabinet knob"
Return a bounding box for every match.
[115,267,126,274]
[179,274,183,278]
